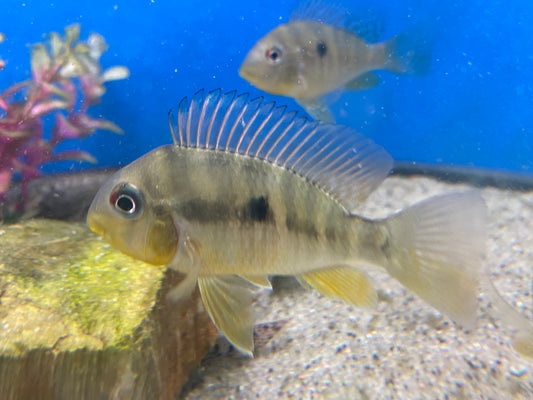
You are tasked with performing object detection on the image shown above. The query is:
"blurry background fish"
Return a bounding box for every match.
[239,1,432,123]
[1,0,532,174]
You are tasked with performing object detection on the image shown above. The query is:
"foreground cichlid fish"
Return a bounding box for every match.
[87,89,486,356]
[239,2,431,123]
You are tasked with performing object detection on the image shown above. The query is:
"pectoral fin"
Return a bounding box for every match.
[166,224,202,303]
[198,275,254,356]
[240,275,272,289]
[298,266,377,307]
[296,97,335,124]
[345,72,379,91]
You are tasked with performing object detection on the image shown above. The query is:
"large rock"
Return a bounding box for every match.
[0,219,217,399]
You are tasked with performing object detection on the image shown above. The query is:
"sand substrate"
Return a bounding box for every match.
[183,176,533,400]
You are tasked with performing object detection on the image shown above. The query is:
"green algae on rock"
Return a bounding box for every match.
[0,219,218,399]
[0,219,164,354]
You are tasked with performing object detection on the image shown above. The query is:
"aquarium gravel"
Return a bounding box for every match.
[183,175,533,400]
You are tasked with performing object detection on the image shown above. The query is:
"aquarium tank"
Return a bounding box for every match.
[0,1,532,399]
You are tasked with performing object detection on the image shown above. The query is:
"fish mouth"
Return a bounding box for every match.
[239,51,261,82]
[87,213,105,237]
[238,63,253,81]
[239,63,270,90]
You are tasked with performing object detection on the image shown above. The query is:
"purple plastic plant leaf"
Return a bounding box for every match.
[21,139,52,169]
[51,149,97,163]
[30,43,52,84]
[29,99,69,119]
[0,24,129,214]
[79,74,105,104]
[21,167,41,181]
[53,113,82,140]
[40,81,74,101]
[0,126,34,139]
[58,79,77,108]
[69,113,123,136]
[0,170,12,194]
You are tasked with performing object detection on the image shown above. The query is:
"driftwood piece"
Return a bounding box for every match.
[2,169,115,223]
[0,219,217,399]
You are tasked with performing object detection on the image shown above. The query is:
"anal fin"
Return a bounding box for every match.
[298,266,377,307]
[198,275,254,356]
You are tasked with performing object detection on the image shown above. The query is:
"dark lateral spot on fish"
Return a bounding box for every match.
[316,41,327,58]
[249,196,269,222]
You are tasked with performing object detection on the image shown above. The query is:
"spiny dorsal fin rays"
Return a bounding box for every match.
[172,89,393,210]
[290,1,385,44]
[168,109,178,145]
[290,0,347,29]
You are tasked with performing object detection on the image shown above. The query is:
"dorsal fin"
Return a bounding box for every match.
[171,89,393,210]
[290,0,348,29]
[290,1,385,43]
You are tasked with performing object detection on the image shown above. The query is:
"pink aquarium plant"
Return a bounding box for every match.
[0,24,129,215]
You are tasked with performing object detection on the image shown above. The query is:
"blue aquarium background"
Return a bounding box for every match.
[1,0,532,174]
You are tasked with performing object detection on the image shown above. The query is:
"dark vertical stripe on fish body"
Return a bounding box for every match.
[291,21,375,94]
[248,196,269,222]
[328,24,374,79]
[152,147,358,275]
[316,40,327,57]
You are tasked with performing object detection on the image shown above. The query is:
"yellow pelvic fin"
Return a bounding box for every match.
[197,275,254,357]
[240,275,272,289]
[298,266,377,307]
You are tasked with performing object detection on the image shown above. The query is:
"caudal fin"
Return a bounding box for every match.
[384,192,487,330]
[383,24,433,75]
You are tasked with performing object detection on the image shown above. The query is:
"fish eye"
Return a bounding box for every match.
[265,46,283,64]
[109,183,144,218]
